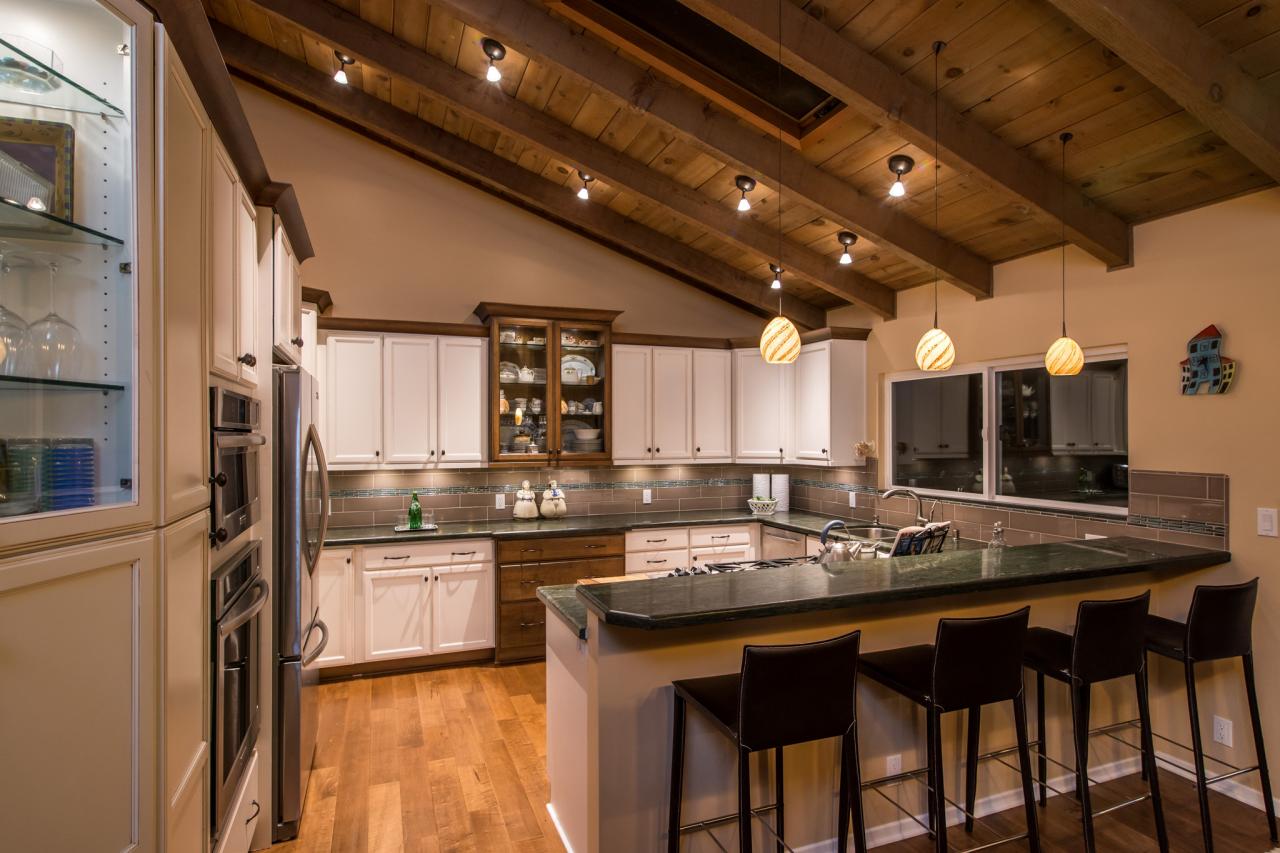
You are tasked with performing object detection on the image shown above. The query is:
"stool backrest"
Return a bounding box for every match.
[1072,591,1151,683]
[1186,577,1258,661]
[932,607,1030,711]
[738,629,862,751]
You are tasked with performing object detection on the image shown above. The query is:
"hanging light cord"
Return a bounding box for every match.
[775,0,784,316]
[932,41,942,329]
[1060,134,1069,338]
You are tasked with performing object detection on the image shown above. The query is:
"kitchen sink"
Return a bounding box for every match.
[842,526,899,540]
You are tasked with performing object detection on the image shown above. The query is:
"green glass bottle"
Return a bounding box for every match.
[408,492,423,529]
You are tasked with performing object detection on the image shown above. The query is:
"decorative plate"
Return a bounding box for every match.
[561,354,596,383]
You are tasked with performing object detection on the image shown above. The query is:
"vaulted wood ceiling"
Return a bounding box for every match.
[206,0,1280,324]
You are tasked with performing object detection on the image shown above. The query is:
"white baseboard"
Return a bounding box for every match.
[1153,749,1280,817]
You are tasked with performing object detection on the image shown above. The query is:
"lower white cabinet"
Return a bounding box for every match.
[315,549,355,667]
[433,564,495,653]
[623,524,759,573]
[363,567,433,661]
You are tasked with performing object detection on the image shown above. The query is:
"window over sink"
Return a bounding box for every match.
[887,350,1129,514]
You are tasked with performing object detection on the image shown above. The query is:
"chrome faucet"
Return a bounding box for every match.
[881,487,928,526]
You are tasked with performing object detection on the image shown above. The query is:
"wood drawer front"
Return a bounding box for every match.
[500,557,625,602]
[498,602,547,660]
[363,539,493,570]
[625,528,689,552]
[496,534,624,563]
[689,525,754,548]
[625,548,688,574]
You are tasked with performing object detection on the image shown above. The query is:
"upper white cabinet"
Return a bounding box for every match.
[273,222,303,364]
[908,374,971,459]
[1050,371,1125,455]
[324,332,485,469]
[611,345,715,464]
[692,349,732,463]
[651,348,694,461]
[790,339,868,466]
[612,345,653,463]
[733,349,791,463]
[208,138,259,387]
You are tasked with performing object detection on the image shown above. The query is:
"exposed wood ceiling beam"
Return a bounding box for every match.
[214,25,828,330]
[423,0,994,298]
[241,0,895,317]
[678,0,1135,270]
[1043,0,1280,184]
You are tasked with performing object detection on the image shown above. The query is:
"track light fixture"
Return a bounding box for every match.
[734,175,756,212]
[837,231,857,265]
[481,38,506,83]
[887,154,914,198]
[333,51,353,85]
[769,263,783,290]
[576,170,594,200]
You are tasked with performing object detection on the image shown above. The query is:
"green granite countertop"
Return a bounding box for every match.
[324,509,863,546]
[538,584,589,639]
[574,538,1228,631]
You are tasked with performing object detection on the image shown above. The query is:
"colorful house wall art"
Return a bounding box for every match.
[1180,324,1236,395]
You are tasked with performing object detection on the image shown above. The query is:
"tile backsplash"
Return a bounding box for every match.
[327,463,1228,550]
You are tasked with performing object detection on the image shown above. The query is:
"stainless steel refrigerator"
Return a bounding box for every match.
[272,365,330,842]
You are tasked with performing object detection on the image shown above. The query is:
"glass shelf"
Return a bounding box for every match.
[0,374,127,392]
[0,37,126,118]
[0,199,125,246]
[499,341,547,350]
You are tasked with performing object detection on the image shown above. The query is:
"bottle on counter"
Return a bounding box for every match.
[408,492,423,530]
[988,521,1007,550]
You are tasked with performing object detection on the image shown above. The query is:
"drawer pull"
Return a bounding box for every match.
[520,548,541,554]
[646,538,668,544]
[646,559,667,564]
[384,555,411,560]
[519,621,546,629]
[583,543,605,549]
[711,535,730,541]
[451,550,476,557]
[520,578,545,585]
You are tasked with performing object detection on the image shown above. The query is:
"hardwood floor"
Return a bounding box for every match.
[272,662,1275,852]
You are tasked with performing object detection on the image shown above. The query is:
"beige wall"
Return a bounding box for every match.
[834,187,1280,802]
[234,81,767,336]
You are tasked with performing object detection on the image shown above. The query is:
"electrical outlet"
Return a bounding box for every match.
[1084,533,1106,540]
[1213,715,1233,748]
[495,493,506,510]
[885,754,902,775]
[1258,508,1278,537]
[849,490,858,508]
[642,489,653,504]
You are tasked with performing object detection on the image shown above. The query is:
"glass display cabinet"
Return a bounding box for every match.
[0,0,144,526]
[476,303,617,465]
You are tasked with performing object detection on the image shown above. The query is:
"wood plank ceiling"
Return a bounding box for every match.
[207,0,1280,322]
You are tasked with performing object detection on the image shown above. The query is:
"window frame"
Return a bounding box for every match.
[883,345,1129,517]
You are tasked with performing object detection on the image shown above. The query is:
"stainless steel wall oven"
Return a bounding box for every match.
[210,386,265,549]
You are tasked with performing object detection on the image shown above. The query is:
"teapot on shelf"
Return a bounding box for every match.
[540,480,567,518]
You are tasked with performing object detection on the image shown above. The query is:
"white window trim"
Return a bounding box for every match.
[883,346,1129,517]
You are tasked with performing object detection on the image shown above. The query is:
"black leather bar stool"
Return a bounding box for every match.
[860,607,1040,853]
[1022,591,1168,852]
[1145,577,1277,851]
[667,630,867,853]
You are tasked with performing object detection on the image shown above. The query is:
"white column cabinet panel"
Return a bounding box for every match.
[437,337,486,464]
[363,568,432,661]
[733,349,790,462]
[326,335,383,465]
[611,345,652,462]
[692,349,732,463]
[273,224,302,365]
[789,339,868,466]
[651,348,693,461]
[315,549,355,668]
[382,336,438,465]
[792,342,832,463]
[432,565,494,653]
[235,188,259,386]
[208,140,239,381]
[299,306,318,379]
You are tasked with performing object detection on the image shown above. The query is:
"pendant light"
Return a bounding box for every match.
[837,231,857,265]
[1046,131,1084,376]
[576,170,594,200]
[333,51,353,85]
[759,0,800,365]
[481,38,506,84]
[887,154,914,198]
[914,41,955,373]
[734,175,756,211]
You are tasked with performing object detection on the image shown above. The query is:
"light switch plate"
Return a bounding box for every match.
[1258,508,1278,537]
[495,493,506,510]
[642,489,653,505]
[1213,715,1233,747]
[849,491,858,508]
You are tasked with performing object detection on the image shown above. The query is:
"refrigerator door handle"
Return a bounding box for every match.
[305,422,330,578]
[301,618,330,667]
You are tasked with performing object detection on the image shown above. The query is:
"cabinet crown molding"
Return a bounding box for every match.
[473,302,624,324]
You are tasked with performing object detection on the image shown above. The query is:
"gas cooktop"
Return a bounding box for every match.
[665,555,818,577]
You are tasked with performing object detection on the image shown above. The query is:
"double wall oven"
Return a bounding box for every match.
[210,387,265,549]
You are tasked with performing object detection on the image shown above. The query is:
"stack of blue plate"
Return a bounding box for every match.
[43,438,96,511]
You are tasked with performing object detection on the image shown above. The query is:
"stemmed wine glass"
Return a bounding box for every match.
[0,244,28,376]
[25,259,81,380]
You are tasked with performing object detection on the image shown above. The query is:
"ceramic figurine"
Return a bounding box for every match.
[499,390,509,415]
[513,480,540,520]
[540,480,567,518]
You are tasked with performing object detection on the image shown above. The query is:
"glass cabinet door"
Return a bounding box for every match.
[0,0,140,524]
[555,322,609,461]
[494,319,552,461]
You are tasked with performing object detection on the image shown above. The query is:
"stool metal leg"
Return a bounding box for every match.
[774,746,785,853]
[847,730,868,853]
[1135,670,1169,853]
[739,745,753,853]
[928,707,948,853]
[668,694,686,853]
[965,705,980,832]
[838,736,851,853]
[925,706,938,839]
[1071,683,1097,852]
[1014,691,1042,853]
[1185,660,1215,852]
[1243,653,1279,843]
[1036,672,1047,807]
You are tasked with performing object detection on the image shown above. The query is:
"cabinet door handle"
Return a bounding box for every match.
[430,450,435,456]
[583,543,605,549]
[238,352,257,367]
[440,450,446,456]
[646,558,667,564]
[292,336,304,347]
[385,555,410,561]
[245,800,260,825]
[695,447,700,454]
[646,447,652,454]
[375,450,380,457]
[210,472,228,488]
[655,447,661,454]
[711,535,730,541]
[451,550,476,557]
[646,538,667,544]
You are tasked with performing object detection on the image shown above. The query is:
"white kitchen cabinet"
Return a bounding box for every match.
[437,337,487,463]
[211,748,259,853]
[363,567,432,661]
[690,543,753,565]
[1089,372,1120,452]
[273,223,303,365]
[762,525,806,559]
[625,548,689,574]
[652,348,694,461]
[911,374,971,459]
[692,349,732,462]
[383,336,438,464]
[326,334,383,465]
[612,345,653,463]
[315,549,355,668]
[1050,371,1124,455]
[209,139,239,381]
[235,188,260,387]
[734,348,791,462]
[432,564,495,653]
[300,306,319,378]
[790,339,868,466]
[792,342,831,463]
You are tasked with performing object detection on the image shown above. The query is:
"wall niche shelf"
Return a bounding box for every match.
[0,36,127,117]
